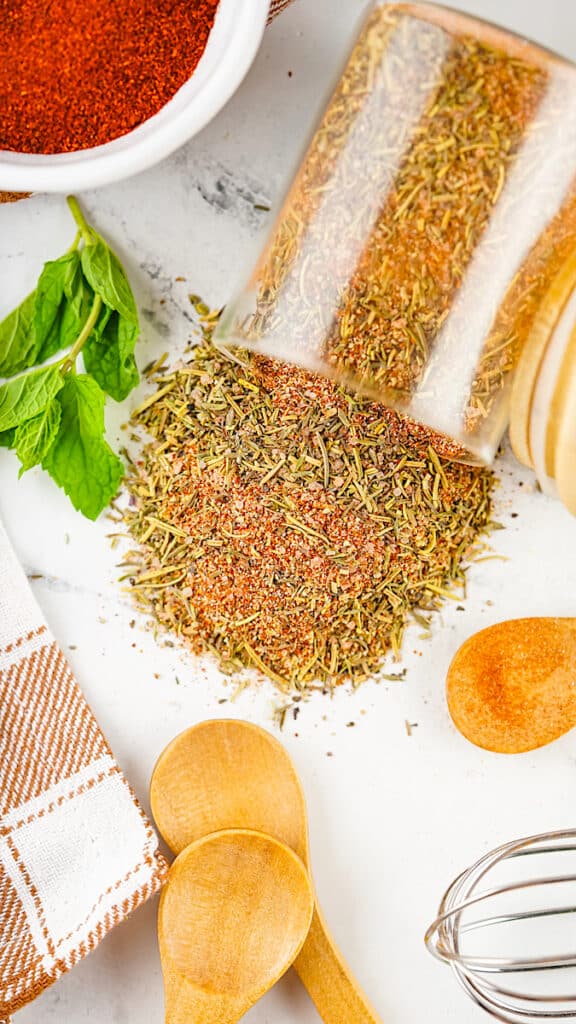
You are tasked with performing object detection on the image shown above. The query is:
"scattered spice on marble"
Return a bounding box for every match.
[120,315,494,695]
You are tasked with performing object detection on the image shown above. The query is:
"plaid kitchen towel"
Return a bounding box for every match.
[269,0,295,18]
[0,518,167,1020]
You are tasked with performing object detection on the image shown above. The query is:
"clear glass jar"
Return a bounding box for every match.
[215,1,576,470]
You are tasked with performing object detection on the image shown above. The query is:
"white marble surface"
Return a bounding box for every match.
[2,1,576,1022]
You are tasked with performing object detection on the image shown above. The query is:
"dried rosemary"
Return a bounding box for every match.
[121,314,494,694]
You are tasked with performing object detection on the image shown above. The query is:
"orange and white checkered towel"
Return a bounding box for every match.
[269,0,295,17]
[0,518,167,1021]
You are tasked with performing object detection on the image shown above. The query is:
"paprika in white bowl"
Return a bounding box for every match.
[0,0,271,193]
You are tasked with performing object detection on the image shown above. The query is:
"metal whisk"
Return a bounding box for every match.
[425,829,576,1022]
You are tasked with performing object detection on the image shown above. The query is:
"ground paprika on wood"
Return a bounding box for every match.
[0,0,220,154]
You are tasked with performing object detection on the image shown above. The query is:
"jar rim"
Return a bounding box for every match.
[393,2,576,73]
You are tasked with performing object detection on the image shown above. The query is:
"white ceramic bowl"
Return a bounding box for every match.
[0,0,270,193]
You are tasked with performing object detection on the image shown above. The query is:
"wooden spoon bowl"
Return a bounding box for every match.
[151,718,306,860]
[159,828,313,1024]
[446,617,576,753]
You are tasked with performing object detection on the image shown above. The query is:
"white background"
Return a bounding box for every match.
[2,1,576,1021]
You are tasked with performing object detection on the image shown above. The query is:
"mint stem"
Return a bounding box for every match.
[61,293,103,373]
[67,231,81,253]
[67,195,93,247]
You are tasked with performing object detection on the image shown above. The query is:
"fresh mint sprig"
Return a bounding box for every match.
[0,196,140,519]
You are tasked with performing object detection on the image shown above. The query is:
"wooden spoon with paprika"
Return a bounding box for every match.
[446,617,576,753]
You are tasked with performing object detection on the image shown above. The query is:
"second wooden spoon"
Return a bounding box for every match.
[159,828,313,1024]
[151,718,382,1024]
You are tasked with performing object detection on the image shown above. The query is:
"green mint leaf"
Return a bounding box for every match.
[57,255,95,351]
[43,374,124,520]
[0,428,15,449]
[0,364,64,432]
[84,309,139,402]
[80,235,138,323]
[14,399,62,474]
[0,291,39,377]
[35,252,79,360]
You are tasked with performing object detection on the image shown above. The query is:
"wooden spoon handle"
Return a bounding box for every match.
[294,906,383,1024]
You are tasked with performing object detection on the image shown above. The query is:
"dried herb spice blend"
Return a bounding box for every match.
[122,319,494,695]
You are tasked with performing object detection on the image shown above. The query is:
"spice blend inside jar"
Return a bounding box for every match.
[218,2,576,464]
[0,0,219,153]
[121,315,494,696]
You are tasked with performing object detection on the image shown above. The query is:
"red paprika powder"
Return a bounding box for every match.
[0,0,220,154]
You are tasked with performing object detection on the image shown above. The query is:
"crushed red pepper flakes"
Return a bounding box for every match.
[120,324,495,696]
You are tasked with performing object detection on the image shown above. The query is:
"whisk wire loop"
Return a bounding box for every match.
[425,829,576,1023]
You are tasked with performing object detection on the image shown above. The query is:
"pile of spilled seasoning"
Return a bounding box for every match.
[0,0,219,153]
[120,311,495,697]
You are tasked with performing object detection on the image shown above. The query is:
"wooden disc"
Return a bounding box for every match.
[527,289,576,490]
[551,320,576,514]
[510,249,576,468]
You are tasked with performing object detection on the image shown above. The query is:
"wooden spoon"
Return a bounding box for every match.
[446,618,576,753]
[159,828,314,1024]
[151,719,382,1024]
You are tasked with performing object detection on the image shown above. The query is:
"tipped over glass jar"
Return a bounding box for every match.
[216,2,576,512]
